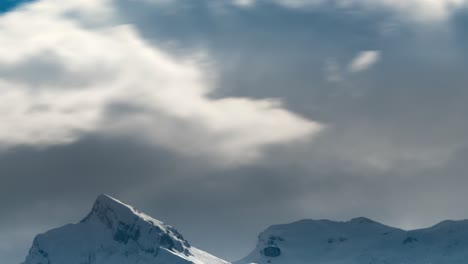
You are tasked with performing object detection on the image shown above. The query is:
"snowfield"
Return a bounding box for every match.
[236,217,468,264]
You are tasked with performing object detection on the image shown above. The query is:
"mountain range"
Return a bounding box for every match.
[23,195,468,264]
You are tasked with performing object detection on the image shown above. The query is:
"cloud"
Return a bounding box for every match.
[231,0,256,7]
[234,0,467,21]
[230,0,324,8]
[323,51,379,82]
[348,50,381,73]
[356,0,467,21]
[0,0,322,164]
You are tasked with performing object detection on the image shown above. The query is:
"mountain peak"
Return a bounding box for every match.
[23,195,228,264]
[90,194,135,220]
[80,194,191,252]
[91,193,140,217]
[95,193,124,207]
[81,194,165,230]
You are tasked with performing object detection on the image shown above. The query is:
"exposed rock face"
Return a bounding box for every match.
[262,247,281,257]
[23,194,228,264]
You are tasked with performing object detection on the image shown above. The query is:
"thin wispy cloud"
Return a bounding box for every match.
[232,0,467,21]
[348,51,381,73]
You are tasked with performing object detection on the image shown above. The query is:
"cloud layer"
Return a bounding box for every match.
[0,0,321,163]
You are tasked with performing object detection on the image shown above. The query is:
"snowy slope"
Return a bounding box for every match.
[23,194,229,264]
[236,217,468,264]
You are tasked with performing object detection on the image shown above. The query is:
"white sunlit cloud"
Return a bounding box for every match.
[348,50,381,73]
[323,51,380,83]
[231,0,256,7]
[345,0,467,21]
[0,0,322,164]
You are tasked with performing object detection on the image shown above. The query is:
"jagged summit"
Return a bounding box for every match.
[23,194,228,264]
[85,194,150,220]
[81,194,138,222]
[80,194,189,251]
[93,194,130,211]
[81,194,167,230]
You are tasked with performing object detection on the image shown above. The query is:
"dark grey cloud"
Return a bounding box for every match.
[3,1,468,264]
[0,136,331,261]
[111,0,468,254]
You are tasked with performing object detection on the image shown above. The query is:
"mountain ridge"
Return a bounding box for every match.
[236,216,468,264]
[22,195,468,264]
[264,216,468,233]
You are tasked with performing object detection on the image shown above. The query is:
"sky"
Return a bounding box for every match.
[1,0,468,263]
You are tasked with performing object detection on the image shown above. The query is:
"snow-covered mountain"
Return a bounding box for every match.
[23,194,228,264]
[236,217,468,264]
[23,196,468,264]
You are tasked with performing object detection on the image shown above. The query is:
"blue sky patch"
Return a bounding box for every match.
[0,0,35,14]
